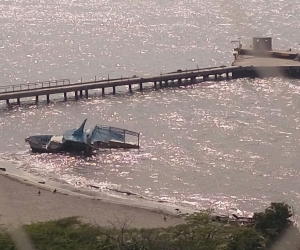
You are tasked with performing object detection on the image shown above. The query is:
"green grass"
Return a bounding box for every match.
[0,202,299,250]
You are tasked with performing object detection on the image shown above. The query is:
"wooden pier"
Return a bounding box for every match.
[0,66,239,105]
[2,36,300,105]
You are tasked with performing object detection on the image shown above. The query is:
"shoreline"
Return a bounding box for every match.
[0,160,195,214]
[0,161,189,229]
[1,167,298,249]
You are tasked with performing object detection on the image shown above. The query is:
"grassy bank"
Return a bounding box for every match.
[1,202,299,250]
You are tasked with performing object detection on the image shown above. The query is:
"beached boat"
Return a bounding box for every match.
[25,119,140,155]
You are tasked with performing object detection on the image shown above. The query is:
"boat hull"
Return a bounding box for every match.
[95,140,139,149]
[25,135,52,150]
[25,135,93,155]
[25,135,63,153]
[25,119,140,156]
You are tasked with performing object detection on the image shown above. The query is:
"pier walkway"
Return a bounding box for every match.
[3,35,300,105]
[0,66,240,105]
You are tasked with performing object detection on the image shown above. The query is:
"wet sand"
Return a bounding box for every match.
[0,173,185,229]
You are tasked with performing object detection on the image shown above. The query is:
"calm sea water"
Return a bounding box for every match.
[1,0,300,215]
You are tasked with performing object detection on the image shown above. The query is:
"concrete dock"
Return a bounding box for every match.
[232,53,300,67]
[1,36,300,105]
[231,37,300,78]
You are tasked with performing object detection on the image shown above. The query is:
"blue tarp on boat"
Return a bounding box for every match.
[26,118,139,154]
[62,119,125,145]
[63,119,88,144]
[90,126,125,143]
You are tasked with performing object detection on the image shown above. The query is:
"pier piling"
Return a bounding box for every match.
[2,49,300,106]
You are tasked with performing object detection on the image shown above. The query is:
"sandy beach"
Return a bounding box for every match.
[0,173,185,229]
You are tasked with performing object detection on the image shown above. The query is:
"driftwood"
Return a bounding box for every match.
[87,184,101,189]
[107,188,138,196]
[87,185,138,196]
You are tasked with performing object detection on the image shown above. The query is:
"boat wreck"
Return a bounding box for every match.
[25,119,140,155]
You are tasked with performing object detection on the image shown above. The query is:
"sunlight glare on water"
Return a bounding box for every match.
[1,0,300,215]
[1,77,300,215]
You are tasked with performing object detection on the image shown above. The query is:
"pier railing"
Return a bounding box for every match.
[0,76,136,94]
[5,65,298,105]
[0,79,71,93]
[164,65,226,75]
[0,67,233,95]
